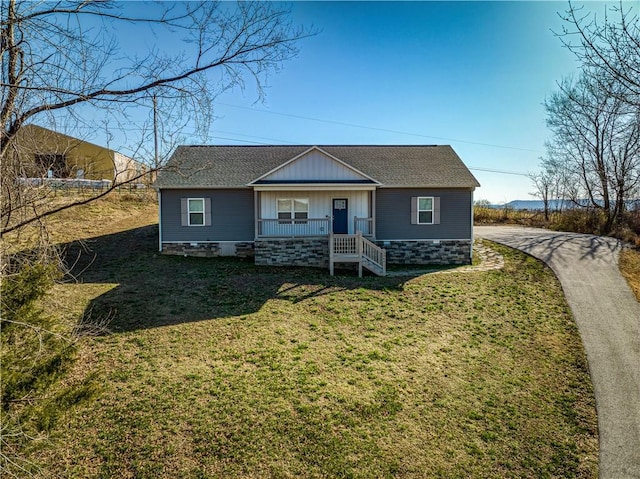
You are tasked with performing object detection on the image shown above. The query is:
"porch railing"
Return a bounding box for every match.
[361,236,386,273]
[354,217,373,236]
[330,232,386,277]
[332,234,358,256]
[257,218,331,237]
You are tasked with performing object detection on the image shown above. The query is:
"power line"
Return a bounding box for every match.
[32,116,535,177]
[468,166,529,177]
[48,103,544,155]
[209,129,296,144]
[207,135,273,145]
[207,134,531,177]
[214,101,543,153]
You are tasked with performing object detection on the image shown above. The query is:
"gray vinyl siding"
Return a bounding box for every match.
[376,188,472,240]
[161,189,254,242]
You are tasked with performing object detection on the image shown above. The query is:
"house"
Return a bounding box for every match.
[155,145,480,276]
[9,124,146,183]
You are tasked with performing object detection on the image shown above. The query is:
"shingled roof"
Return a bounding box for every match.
[155,145,480,189]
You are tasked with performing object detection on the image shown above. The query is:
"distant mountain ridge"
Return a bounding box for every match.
[486,199,640,211]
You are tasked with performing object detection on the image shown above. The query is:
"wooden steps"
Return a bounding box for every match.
[329,232,386,277]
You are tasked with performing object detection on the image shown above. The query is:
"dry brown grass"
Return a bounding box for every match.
[45,191,158,243]
[1,190,157,254]
[620,248,640,302]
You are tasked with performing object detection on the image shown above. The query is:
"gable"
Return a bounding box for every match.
[251,147,377,184]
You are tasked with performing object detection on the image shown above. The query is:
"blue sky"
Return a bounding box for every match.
[208,1,586,203]
[69,1,627,203]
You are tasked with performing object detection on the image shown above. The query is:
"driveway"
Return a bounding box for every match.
[475,226,640,479]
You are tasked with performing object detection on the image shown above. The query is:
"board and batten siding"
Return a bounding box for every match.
[376,188,473,240]
[260,190,370,234]
[161,189,254,242]
[262,149,367,182]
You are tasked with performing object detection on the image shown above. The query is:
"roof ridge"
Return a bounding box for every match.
[181,144,446,148]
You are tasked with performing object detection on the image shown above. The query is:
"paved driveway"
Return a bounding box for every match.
[475,226,640,479]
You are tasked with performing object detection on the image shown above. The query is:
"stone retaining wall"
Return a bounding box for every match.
[377,240,471,265]
[255,238,329,268]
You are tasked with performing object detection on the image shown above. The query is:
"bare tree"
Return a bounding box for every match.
[1,0,312,234]
[543,72,640,231]
[1,2,311,474]
[558,1,640,107]
[529,168,554,221]
[530,154,573,222]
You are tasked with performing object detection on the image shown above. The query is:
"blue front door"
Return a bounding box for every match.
[332,198,348,234]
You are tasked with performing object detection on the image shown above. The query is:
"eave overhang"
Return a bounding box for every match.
[252,183,377,192]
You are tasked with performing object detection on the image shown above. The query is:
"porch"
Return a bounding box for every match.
[254,189,376,238]
[252,189,384,276]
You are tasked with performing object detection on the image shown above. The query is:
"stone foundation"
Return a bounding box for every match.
[376,239,472,265]
[162,238,471,267]
[162,242,255,258]
[255,238,329,268]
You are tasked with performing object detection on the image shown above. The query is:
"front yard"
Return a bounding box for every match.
[24,197,597,478]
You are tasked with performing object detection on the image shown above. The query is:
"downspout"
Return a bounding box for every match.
[158,189,163,252]
[470,188,474,261]
[254,189,259,240]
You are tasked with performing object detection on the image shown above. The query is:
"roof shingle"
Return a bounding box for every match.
[155,145,480,189]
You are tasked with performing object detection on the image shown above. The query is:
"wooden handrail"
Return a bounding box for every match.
[360,235,386,272]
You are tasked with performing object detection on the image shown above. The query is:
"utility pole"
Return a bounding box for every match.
[152,94,159,182]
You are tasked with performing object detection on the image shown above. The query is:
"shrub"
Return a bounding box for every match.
[549,208,607,235]
[1,255,97,475]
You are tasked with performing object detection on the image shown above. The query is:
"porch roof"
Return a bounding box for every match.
[156,145,480,189]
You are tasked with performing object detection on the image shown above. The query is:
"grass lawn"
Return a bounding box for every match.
[21,196,597,478]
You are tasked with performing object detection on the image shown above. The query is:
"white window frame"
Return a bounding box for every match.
[188,198,205,226]
[277,198,309,224]
[417,196,434,225]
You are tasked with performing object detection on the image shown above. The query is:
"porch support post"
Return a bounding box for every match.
[357,231,363,278]
[329,232,334,276]
[371,189,376,239]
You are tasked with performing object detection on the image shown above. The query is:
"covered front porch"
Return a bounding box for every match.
[252,188,385,276]
[253,188,377,239]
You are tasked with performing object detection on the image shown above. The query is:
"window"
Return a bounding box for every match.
[277,198,308,223]
[411,196,440,225]
[180,198,211,226]
[181,198,210,227]
[188,198,205,226]
[417,197,433,224]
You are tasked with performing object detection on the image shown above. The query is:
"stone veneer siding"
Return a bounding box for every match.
[162,238,470,267]
[255,238,329,268]
[162,242,255,258]
[376,239,472,265]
